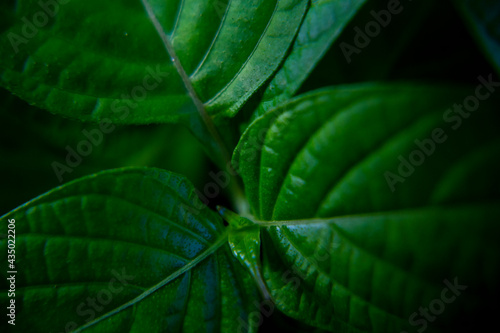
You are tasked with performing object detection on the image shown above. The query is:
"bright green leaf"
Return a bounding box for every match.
[234,84,500,332]
[218,206,268,300]
[0,0,308,125]
[253,0,368,118]
[261,205,500,333]
[0,168,260,333]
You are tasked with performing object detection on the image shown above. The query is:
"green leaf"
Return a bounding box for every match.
[0,88,209,214]
[218,206,268,300]
[261,205,500,333]
[234,84,500,331]
[252,0,368,117]
[455,0,500,74]
[0,0,308,125]
[0,168,260,332]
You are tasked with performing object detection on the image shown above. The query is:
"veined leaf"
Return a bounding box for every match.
[218,206,268,300]
[260,205,500,333]
[253,0,368,118]
[0,0,308,125]
[0,168,260,332]
[234,84,500,332]
[455,0,500,74]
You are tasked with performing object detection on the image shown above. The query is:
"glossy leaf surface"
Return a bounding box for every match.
[0,0,308,124]
[0,168,259,332]
[253,0,368,117]
[234,84,500,332]
[219,207,267,299]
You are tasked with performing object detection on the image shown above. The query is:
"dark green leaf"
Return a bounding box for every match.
[0,0,308,125]
[234,84,500,332]
[0,168,260,332]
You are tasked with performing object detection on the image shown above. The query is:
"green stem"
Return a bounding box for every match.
[141,0,247,212]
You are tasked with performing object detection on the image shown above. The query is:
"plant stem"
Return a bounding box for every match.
[141,0,247,212]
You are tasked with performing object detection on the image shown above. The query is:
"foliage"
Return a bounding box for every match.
[1,0,499,332]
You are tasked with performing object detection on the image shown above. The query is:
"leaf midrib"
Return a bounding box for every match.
[260,201,500,290]
[141,0,232,165]
[73,231,228,332]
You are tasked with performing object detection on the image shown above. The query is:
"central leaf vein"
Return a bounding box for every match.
[141,0,232,165]
[74,231,228,332]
